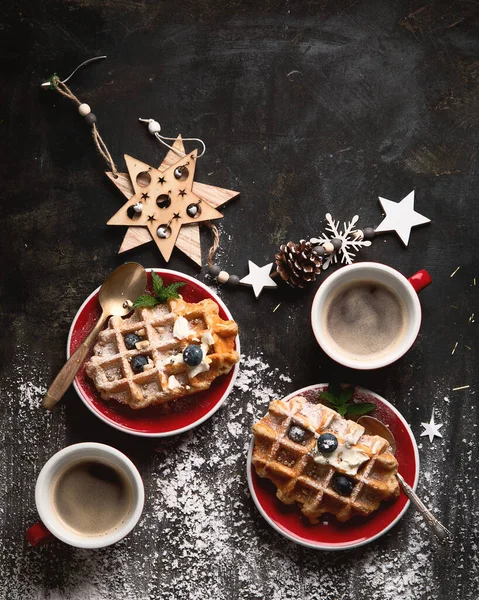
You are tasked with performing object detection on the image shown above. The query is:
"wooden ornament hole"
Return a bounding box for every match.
[156,194,171,209]
[187,203,201,218]
[136,171,151,187]
[174,166,189,181]
[156,224,172,239]
[127,205,141,219]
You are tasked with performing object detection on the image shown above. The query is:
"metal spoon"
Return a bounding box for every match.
[43,263,147,410]
[357,415,452,544]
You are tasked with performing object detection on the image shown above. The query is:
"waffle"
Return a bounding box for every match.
[252,395,399,523]
[85,296,239,409]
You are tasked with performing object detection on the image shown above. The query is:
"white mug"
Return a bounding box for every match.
[26,443,144,549]
[311,262,431,370]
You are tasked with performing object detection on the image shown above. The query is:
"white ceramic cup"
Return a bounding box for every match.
[26,443,144,549]
[311,262,431,370]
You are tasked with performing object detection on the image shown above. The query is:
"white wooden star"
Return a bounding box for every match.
[420,409,443,443]
[375,190,431,246]
[240,261,277,298]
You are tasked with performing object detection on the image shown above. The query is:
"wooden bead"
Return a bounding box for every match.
[331,238,342,251]
[148,120,161,134]
[363,227,375,240]
[209,265,221,276]
[84,113,97,125]
[78,103,91,116]
[323,241,335,254]
[313,245,325,257]
[217,270,230,284]
[228,275,240,286]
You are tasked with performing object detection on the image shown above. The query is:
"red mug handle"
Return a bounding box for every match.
[26,521,54,547]
[408,269,432,293]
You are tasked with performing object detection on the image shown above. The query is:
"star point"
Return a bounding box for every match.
[420,409,443,443]
[375,190,431,246]
[240,261,277,298]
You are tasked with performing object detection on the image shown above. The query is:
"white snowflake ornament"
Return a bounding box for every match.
[311,213,372,270]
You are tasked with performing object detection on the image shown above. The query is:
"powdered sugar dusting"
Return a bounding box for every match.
[1,351,478,599]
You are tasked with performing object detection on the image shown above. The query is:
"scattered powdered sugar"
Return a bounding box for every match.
[1,350,478,599]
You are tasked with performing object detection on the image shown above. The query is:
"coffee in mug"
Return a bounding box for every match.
[323,280,408,361]
[27,442,144,548]
[52,460,134,538]
[311,262,432,370]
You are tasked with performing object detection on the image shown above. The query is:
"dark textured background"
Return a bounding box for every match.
[1,1,478,599]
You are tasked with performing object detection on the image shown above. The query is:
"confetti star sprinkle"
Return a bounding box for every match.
[420,409,444,443]
[375,190,431,246]
[240,261,277,298]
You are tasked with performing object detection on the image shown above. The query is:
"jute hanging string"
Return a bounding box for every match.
[49,75,119,178]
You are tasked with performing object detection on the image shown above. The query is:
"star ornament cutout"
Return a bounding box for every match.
[106,136,239,265]
[420,409,444,444]
[375,190,431,246]
[240,261,277,298]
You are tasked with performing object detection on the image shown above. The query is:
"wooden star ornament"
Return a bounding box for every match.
[106,136,239,265]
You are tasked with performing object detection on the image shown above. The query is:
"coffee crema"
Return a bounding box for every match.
[51,460,133,537]
[323,280,407,360]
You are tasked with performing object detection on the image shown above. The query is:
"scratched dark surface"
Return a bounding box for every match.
[1,1,479,599]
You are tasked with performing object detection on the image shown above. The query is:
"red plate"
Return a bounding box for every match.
[247,384,419,550]
[68,269,240,437]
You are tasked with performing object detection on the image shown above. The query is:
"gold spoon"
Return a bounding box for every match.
[357,415,452,544]
[43,263,147,410]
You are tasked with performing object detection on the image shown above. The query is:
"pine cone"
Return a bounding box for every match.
[274,239,323,288]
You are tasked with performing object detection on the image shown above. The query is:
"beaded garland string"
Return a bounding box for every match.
[207,193,431,298]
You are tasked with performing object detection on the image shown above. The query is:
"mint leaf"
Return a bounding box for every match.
[327,382,342,399]
[164,281,186,298]
[345,403,376,417]
[319,384,375,419]
[133,275,187,307]
[151,272,164,297]
[132,294,159,308]
[339,387,354,405]
[319,391,340,405]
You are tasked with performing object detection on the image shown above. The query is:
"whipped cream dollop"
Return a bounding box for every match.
[313,443,370,476]
[173,316,190,340]
[167,327,214,379]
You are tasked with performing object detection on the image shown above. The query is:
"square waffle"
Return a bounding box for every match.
[252,395,400,523]
[85,297,239,409]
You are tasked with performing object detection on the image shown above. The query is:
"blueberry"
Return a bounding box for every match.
[131,355,148,373]
[183,345,203,366]
[288,425,308,444]
[317,433,338,454]
[332,474,355,496]
[124,333,141,350]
